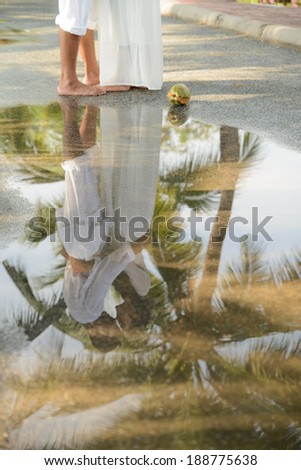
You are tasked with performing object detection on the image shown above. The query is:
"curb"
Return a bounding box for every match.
[161,3,301,49]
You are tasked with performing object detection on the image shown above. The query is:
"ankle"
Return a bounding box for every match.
[60,77,80,87]
[86,67,99,78]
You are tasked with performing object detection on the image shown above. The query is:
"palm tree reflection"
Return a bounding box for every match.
[1,103,301,449]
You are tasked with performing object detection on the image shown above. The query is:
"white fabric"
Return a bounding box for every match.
[58,103,162,324]
[56,0,98,35]
[103,285,124,319]
[98,0,163,89]
[124,253,151,297]
[64,244,136,323]
[98,104,161,241]
[55,0,163,88]
[56,145,107,262]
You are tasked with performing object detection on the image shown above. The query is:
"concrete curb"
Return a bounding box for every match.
[161,3,301,49]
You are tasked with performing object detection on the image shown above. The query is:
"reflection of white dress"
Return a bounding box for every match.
[98,0,163,90]
[58,103,162,324]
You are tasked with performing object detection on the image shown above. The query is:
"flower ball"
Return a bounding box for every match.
[167,84,191,106]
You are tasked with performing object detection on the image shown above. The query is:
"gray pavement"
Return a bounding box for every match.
[161,0,301,48]
[165,1,301,29]
[0,1,301,153]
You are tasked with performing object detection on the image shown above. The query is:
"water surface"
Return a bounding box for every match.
[0,100,300,450]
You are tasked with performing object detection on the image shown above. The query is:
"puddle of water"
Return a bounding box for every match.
[0,101,301,450]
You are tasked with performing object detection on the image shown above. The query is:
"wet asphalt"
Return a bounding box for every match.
[0,0,300,153]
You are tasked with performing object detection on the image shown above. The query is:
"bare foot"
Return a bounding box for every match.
[103,85,131,92]
[57,79,106,96]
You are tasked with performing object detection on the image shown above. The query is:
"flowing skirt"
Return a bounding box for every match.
[98,0,163,90]
[59,102,162,323]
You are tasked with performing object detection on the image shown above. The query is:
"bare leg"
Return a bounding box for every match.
[57,28,106,96]
[79,29,130,91]
[79,29,100,86]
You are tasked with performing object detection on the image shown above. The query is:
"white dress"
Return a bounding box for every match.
[97,0,163,90]
[58,103,163,324]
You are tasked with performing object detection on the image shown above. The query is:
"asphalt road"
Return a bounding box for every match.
[0,0,301,151]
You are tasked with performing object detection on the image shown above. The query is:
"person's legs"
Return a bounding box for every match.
[75,0,130,92]
[58,29,107,96]
[79,27,130,91]
[78,0,100,86]
[56,0,106,96]
[79,29,100,86]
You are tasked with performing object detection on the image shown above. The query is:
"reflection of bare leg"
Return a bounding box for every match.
[60,98,99,158]
[79,29,100,86]
[57,29,106,96]
[60,98,84,160]
[79,105,98,149]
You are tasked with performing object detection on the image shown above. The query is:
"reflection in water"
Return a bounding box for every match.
[190,126,241,314]
[10,390,143,450]
[58,100,161,350]
[0,101,301,450]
